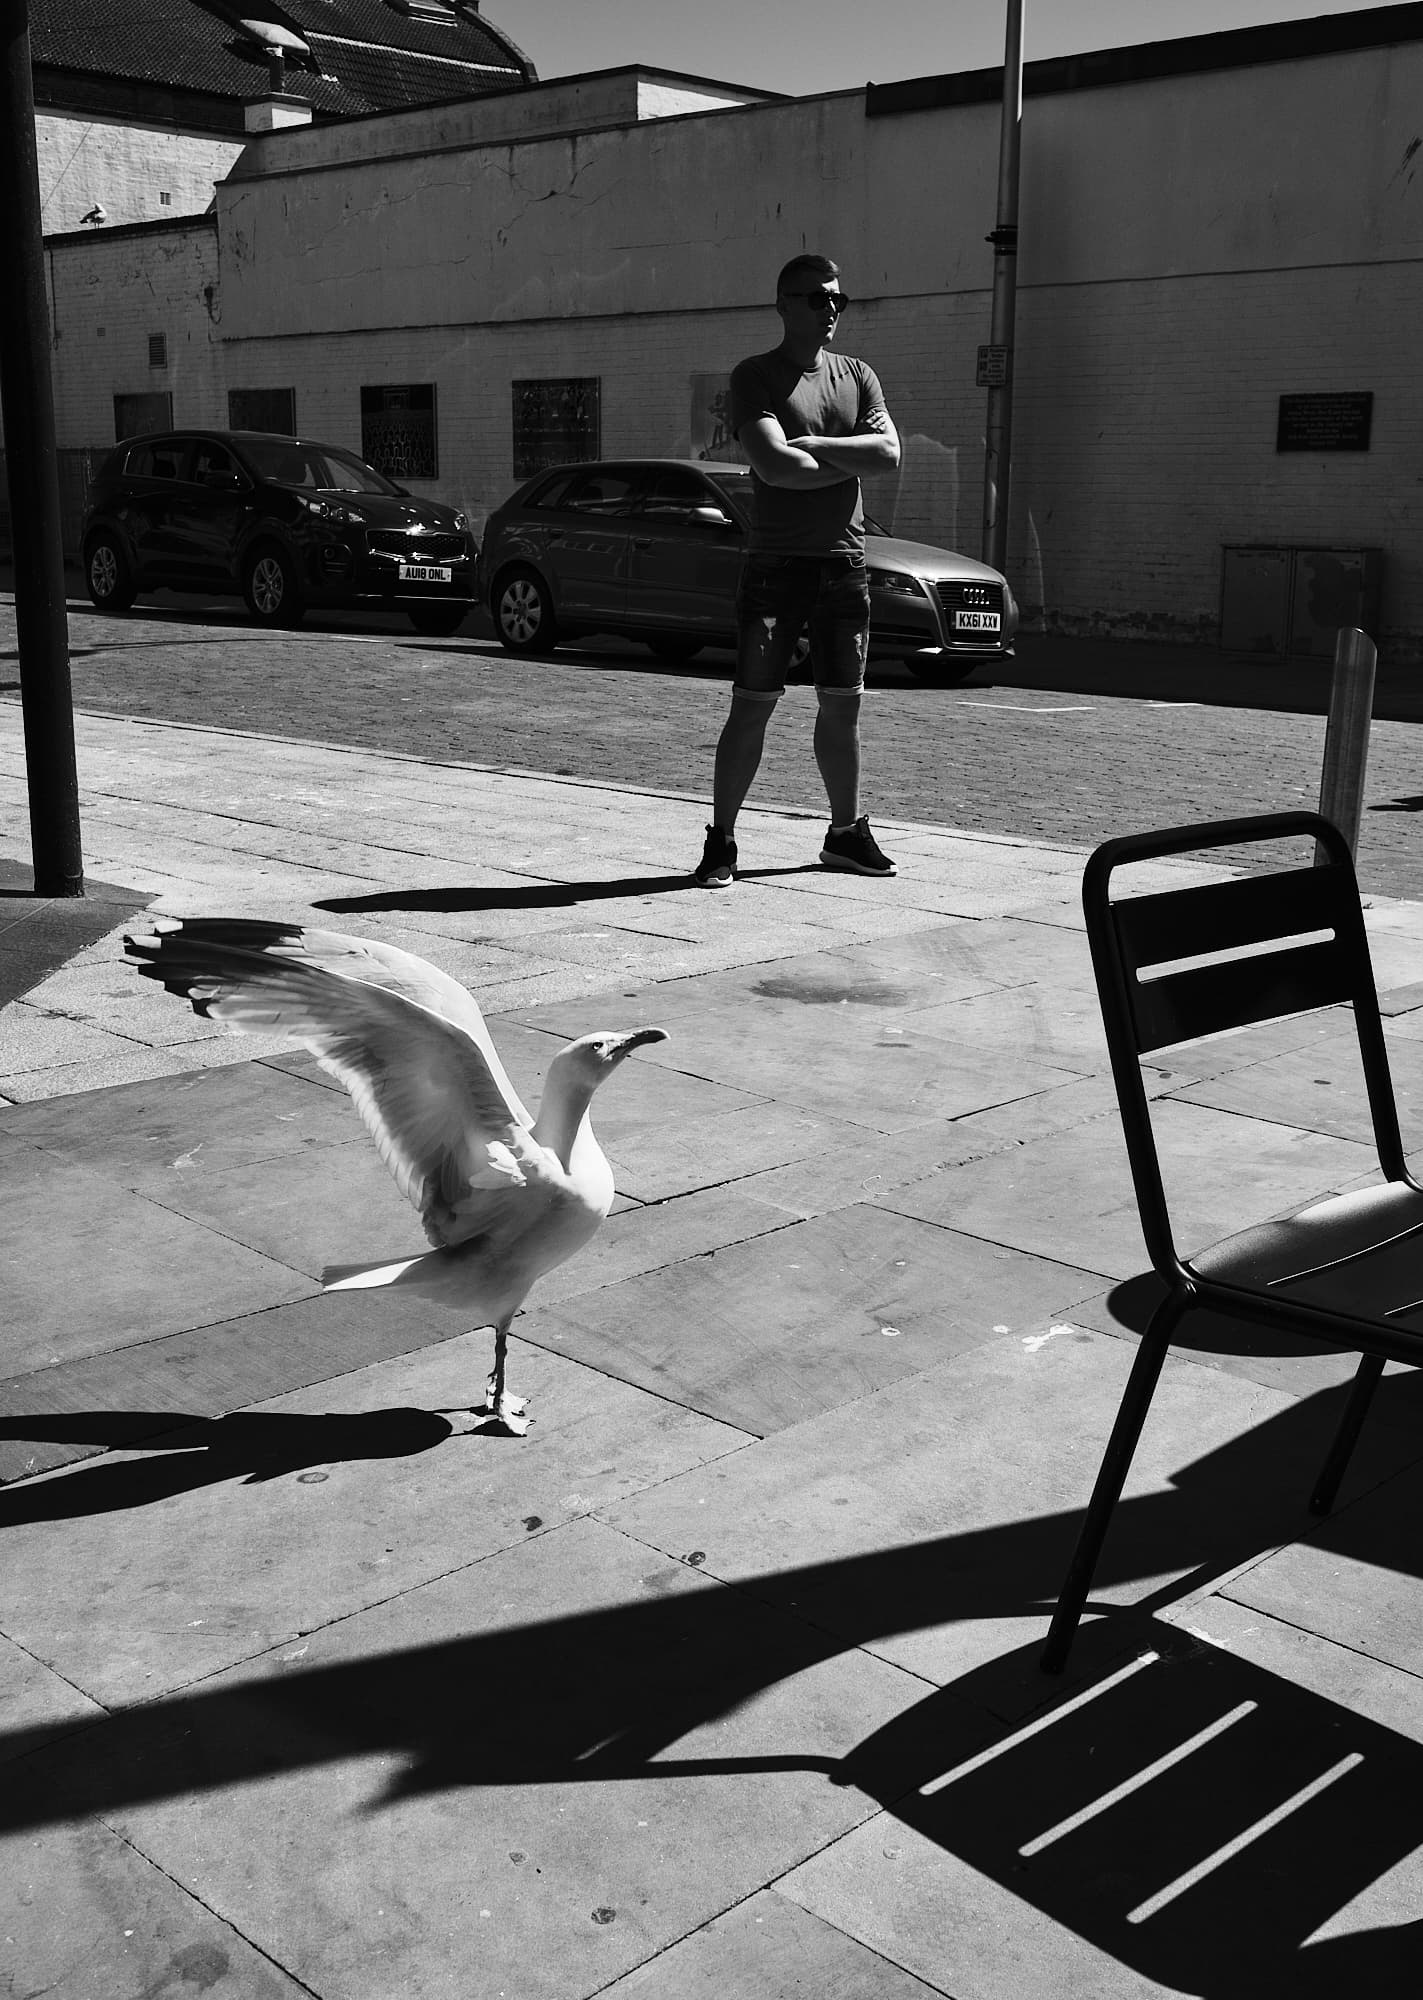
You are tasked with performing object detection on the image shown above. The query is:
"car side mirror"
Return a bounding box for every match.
[693,505,735,528]
[206,470,244,492]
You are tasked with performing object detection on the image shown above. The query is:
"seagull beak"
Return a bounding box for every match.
[608,1026,668,1061]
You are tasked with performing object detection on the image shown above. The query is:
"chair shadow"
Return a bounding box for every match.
[851,1625,1423,1996]
[3,1378,1422,1993]
[0,1408,453,1522]
[1105,1269,1400,1362]
[314,866,821,915]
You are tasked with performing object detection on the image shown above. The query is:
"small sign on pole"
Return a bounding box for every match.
[977,344,1011,389]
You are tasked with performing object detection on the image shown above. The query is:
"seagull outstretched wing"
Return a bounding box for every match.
[125,918,550,1244]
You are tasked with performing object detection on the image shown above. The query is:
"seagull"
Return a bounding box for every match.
[124,918,667,1434]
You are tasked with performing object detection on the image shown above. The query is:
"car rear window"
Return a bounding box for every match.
[633,470,720,519]
[547,469,640,515]
[701,469,753,514]
[128,441,186,481]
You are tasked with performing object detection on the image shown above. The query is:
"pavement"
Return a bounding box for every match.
[3,700,1423,1998]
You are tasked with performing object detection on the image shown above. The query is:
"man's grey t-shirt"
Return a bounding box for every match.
[727,347,888,556]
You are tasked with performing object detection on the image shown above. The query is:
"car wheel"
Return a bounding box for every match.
[407,604,469,637]
[242,543,306,627]
[493,567,558,654]
[84,532,136,613]
[647,635,703,665]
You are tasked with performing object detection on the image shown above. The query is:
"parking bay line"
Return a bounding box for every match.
[954,701,1095,713]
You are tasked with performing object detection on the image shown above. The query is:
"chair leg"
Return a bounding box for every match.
[1310,1352,1386,1515]
[1040,1290,1187,1676]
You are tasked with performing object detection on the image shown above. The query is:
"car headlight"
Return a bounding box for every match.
[452,512,469,533]
[296,493,359,525]
[869,569,923,595]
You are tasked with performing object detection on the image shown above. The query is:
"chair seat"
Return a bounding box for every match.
[1190,1177,1423,1331]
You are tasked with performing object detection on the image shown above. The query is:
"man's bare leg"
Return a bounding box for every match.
[712,688,779,832]
[813,686,862,828]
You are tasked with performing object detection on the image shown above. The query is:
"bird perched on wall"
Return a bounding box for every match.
[124,918,667,1434]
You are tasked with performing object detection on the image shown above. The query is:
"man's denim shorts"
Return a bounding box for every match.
[734,553,871,696]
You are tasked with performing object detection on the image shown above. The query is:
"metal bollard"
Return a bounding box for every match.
[1317,626,1377,863]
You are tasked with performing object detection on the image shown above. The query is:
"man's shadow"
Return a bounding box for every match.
[315,866,820,917]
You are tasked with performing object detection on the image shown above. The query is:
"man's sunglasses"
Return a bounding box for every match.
[781,287,850,315]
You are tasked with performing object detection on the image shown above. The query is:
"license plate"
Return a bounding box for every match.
[955,609,1000,632]
[399,563,452,582]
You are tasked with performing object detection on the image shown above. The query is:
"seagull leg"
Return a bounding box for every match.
[473,1316,529,1435]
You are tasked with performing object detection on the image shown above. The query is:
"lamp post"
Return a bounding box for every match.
[981,0,1024,577]
[0,0,84,894]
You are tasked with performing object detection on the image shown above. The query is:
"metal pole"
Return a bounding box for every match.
[982,0,1024,574]
[1317,626,1377,863]
[0,0,84,895]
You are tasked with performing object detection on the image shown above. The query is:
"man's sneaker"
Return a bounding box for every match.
[694,823,737,888]
[819,817,897,877]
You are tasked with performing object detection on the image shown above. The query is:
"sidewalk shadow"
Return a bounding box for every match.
[315,867,821,915]
[0,1408,452,1522]
[3,1379,1421,1992]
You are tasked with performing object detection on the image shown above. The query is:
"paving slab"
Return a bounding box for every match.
[601,1329,1417,1697]
[0,1332,750,1707]
[901,977,1112,1073]
[531,1182,794,1309]
[526,1207,1105,1436]
[0,1816,314,2000]
[594,1886,949,1997]
[0,1287,486,1484]
[4,706,1422,1999]
[1169,1014,1423,1146]
[779,1618,1423,1999]
[3,1516,968,2000]
[2,1055,361,1190]
[1222,1454,1423,1677]
[884,1100,1378,1280]
[0,1630,105,1763]
[0,1144,316,1375]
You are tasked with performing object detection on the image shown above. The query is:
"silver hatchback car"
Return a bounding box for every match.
[477,458,1017,680]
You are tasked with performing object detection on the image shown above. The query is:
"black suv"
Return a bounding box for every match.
[81,429,477,634]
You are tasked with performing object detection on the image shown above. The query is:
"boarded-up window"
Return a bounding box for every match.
[512,377,600,479]
[228,387,297,435]
[114,391,173,440]
[360,384,437,480]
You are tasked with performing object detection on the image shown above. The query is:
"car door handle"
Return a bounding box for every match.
[631,537,652,549]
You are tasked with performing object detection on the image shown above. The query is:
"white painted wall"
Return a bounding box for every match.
[37,40,1423,654]
[37,112,242,233]
[47,222,223,447]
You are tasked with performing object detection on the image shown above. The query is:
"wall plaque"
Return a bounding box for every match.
[1276,392,1373,453]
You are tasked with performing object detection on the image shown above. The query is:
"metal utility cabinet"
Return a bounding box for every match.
[1220,546,1383,657]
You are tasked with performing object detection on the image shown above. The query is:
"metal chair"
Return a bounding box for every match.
[1042,810,1423,1673]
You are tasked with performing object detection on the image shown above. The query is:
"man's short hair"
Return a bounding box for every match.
[776,253,839,296]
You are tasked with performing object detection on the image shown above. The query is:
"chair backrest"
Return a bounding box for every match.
[1084,811,1404,1275]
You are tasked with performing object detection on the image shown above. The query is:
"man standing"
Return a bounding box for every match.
[693,253,901,889]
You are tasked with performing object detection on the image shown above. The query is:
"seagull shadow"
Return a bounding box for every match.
[314,866,821,916]
[0,1407,453,1523]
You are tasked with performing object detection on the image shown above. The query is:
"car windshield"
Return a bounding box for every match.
[239,439,402,496]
